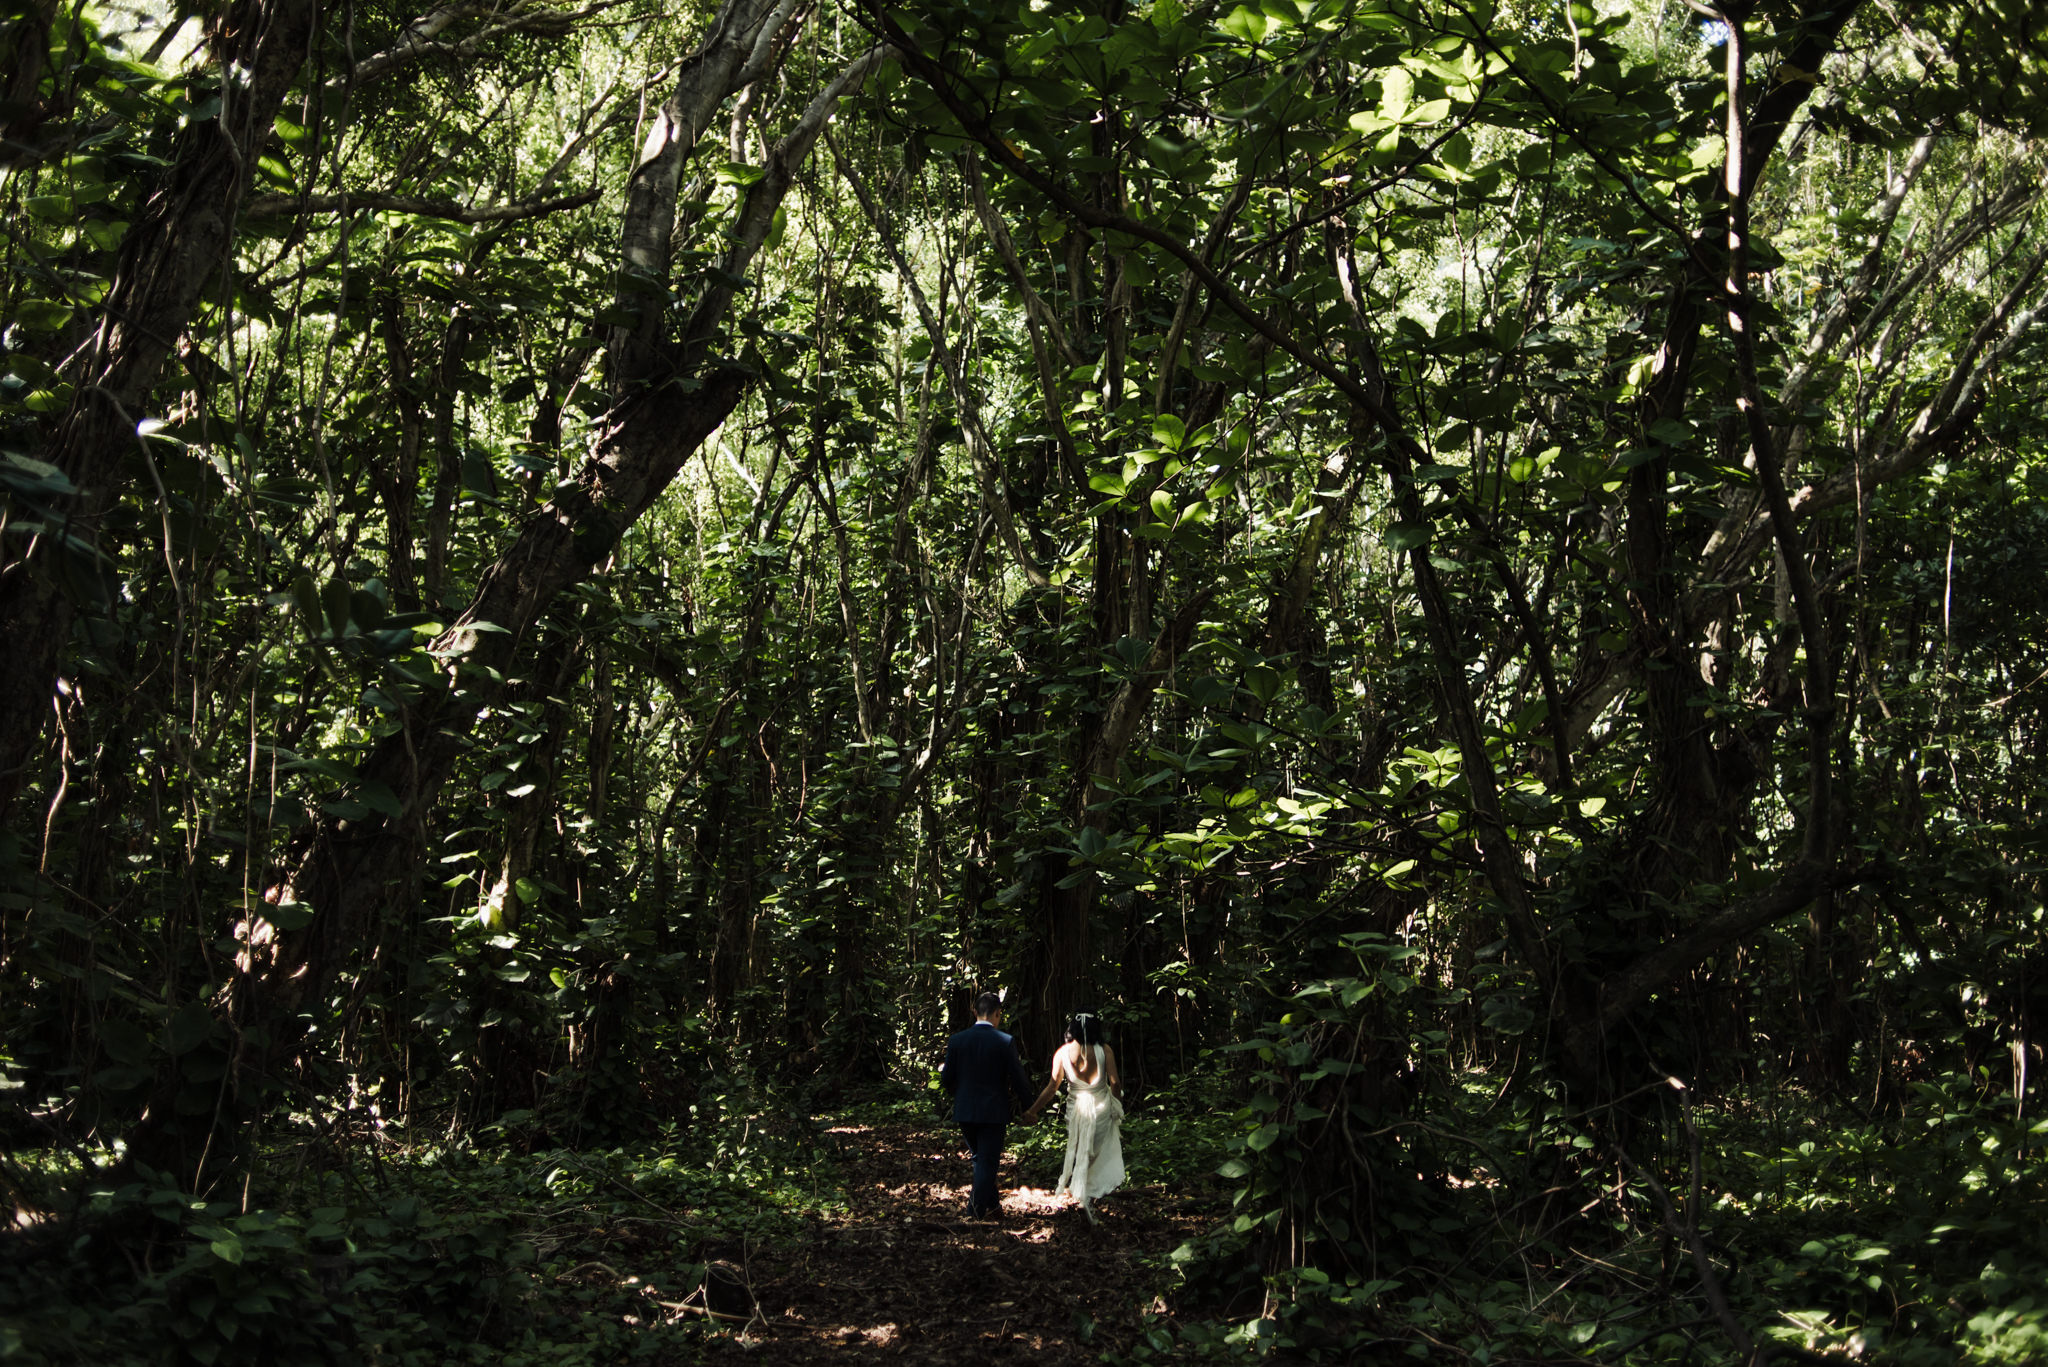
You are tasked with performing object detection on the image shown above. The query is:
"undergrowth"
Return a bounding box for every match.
[1126,1075,2048,1364]
[0,1102,842,1366]
[8,1071,2041,1365]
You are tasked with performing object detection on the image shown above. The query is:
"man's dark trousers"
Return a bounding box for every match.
[940,1020,1032,1217]
[960,1120,1006,1217]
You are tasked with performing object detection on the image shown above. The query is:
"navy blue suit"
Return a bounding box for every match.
[941,1020,1033,1216]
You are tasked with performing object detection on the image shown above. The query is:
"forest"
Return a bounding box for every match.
[2,0,2047,1359]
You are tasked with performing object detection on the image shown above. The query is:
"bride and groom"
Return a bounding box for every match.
[939,993,1124,1223]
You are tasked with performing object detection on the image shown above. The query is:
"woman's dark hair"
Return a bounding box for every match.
[1065,1012,1103,1046]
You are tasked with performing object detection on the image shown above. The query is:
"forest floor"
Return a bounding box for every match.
[684,1116,1225,1365]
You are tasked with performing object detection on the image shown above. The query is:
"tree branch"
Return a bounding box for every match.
[242,188,601,221]
[343,1,623,88]
[831,127,1051,591]
[1611,1110,1755,1365]
[1713,10,1835,865]
[1594,858,1835,1035]
[606,0,800,391]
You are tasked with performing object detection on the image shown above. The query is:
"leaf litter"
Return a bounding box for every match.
[691,1118,1222,1364]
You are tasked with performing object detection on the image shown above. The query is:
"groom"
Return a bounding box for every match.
[940,992,1035,1219]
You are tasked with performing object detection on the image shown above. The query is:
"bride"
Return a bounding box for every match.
[1023,1013,1124,1223]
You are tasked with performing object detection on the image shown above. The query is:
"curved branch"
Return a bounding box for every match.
[242,188,601,221]
[1588,859,1837,1036]
[343,1,624,87]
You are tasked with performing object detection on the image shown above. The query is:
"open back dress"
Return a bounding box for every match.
[1056,1043,1125,1210]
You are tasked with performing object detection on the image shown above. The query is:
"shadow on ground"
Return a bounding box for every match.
[691,1119,1222,1364]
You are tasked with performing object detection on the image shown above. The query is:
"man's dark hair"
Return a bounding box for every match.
[975,992,1003,1018]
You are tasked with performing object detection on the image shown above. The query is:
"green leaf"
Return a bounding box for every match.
[1382,522,1429,552]
[514,877,542,905]
[321,579,352,637]
[266,901,315,931]
[349,588,387,630]
[164,1001,214,1055]
[13,299,74,331]
[292,572,323,635]
[100,1018,152,1065]
[210,1236,245,1265]
[0,452,75,496]
[1380,68,1414,121]
[357,781,403,819]
[1218,4,1267,43]
[281,756,356,783]
[1245,1122,1281,1151]
[94,1066,151,1091]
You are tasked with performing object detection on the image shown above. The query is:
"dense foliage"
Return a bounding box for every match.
[4,0,2047,1359]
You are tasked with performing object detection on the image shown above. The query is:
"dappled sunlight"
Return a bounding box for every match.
[1004,1184,1075,1217]
[693,1119,1222,1365]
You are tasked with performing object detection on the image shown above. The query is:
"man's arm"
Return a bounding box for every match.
[939,1036,957,1093]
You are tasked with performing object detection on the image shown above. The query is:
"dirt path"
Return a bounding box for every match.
[694,1119,1221,1364]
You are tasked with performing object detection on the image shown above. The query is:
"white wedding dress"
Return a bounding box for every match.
[1056,1043,1125,1220]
